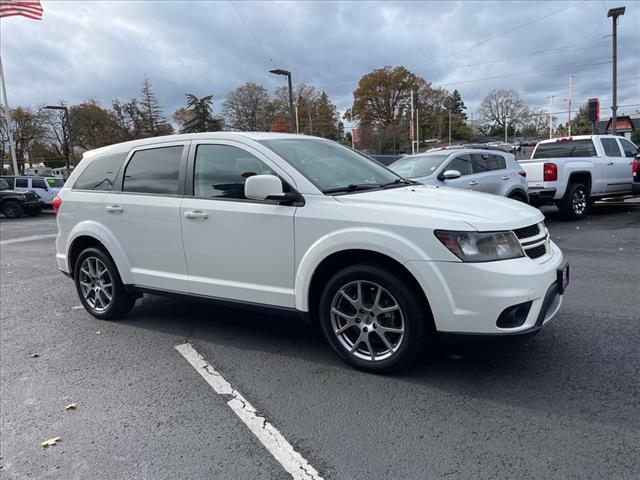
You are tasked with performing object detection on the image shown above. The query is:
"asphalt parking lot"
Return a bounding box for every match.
[1,203,639,480]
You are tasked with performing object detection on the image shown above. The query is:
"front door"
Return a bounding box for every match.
[102,143,189,292]
[180,141,297,308]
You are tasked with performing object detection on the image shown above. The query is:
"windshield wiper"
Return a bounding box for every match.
[322,183,382,194]
[379,178,415,188]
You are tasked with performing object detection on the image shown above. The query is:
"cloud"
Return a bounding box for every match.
[1,0,638,121]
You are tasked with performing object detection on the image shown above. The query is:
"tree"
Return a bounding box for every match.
[568,103,594,136]
[2,107,47,173]
[222,82,271,131]
[447,89,467,120]
[631,130,640,145]
[112,98,146,140]
[313,91,340,140]
[69,100,120,151]
[177,94,221,133]
[520,109,549,138]
[479,89,529,134]
[139,77,173,137]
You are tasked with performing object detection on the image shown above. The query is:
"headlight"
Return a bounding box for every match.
[435,230,524,262]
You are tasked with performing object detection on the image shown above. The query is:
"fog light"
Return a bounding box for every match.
[496,301,532,328]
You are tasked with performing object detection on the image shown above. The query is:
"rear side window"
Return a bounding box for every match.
[194,144,275,199]
[601,138,622,157]
[532,139,597,158]
[619,139,637,158]
[15,178,28,188]
[472,154,506,172]
[31,179,47,189]
[73,152,127,191]
[122,146,183,195]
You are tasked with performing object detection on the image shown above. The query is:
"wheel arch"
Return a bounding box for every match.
[567,171,592,193]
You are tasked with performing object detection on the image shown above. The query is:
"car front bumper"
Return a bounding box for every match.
[406,240,565,336]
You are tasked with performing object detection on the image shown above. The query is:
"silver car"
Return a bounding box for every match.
[388,148,529,202]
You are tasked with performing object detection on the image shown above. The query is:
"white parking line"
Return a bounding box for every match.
[0,233,57,245]
[175,343,324,480]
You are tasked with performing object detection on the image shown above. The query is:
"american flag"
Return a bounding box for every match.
[0,0,43,20]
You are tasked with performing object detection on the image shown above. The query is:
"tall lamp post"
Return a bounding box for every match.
[269,69,295,133]
[607,6,625,135]
[44,105,73,177]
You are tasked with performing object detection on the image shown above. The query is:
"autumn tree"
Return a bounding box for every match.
[479,89,529,134]
[68,100,120,151]
[567,102,593,135]
[1,107,47,173]
[222,82,271,131]
[139,77,173,137]
[176,94,221,133]
[112,99,146,140]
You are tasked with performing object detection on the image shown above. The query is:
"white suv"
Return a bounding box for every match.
[55,133,568,372]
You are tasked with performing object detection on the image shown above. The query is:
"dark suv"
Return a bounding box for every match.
[0,178,43,218]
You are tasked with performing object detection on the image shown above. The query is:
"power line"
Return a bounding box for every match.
[229,1,276,68]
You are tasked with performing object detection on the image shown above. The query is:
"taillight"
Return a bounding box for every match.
[633,159,639,177]
[518,171,527,177]
[52,196,62,215]
[543,163,558,182]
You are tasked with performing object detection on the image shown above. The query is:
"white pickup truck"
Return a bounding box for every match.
[520,135,637,219]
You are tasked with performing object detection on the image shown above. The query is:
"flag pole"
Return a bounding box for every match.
[0,54,19,175]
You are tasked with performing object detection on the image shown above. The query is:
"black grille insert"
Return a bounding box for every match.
[526,244,546,259]
[513,224,540,239]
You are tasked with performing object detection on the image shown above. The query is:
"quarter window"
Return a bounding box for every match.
[601,138,622,157]
[122,146,183,195]
[15,178,28,188]
[445,155,473,176]
[194,144,275,199]
[74,152,128,191]
[619,139,638,158]
[31,179,47,189]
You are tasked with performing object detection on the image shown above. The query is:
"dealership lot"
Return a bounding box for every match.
[1,204,639,479]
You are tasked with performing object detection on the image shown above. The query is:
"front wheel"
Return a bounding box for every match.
[557,183,589,220]
[318,264,429,373]
[74,247,135,320]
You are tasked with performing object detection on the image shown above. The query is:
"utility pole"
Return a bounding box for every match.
[504,112,508,143]
[470,112,474,138]
[448,110,452,146]
[416,108,420,153]
[608,6,625,135]
[308,107,312,135]
[547,95,556,139]
[567,75,574,136]
[294,105,299,134]
[410,90,415,154]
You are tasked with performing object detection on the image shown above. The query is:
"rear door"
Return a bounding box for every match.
[14,177,29,193]
[469,153,505,195]
[601,137,631,193]
[102,142,189,292]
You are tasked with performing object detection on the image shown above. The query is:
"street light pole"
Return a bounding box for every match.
[269,69,295,133]
[607,6,625,135]
[44,105,73,177]
[547,95,556,139]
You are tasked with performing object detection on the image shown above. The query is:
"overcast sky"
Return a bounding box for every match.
[1,0,639,128]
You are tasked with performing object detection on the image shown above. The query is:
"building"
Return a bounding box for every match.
[595,114,640,139]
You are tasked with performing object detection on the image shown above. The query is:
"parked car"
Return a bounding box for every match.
[55,133,567,373]
[388,148,529,202]
[0,175,63,205]
[520,135,637,219]
[633,153,640,195]
[0,178,43,218]
[368,154,406,166]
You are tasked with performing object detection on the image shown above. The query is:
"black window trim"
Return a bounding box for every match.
[186,140,304,206]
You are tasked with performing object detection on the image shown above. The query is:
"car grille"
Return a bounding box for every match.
[514,222,548,260]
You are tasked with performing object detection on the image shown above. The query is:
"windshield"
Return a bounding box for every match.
[389,154,449,178]
[0,179,9,190]
[259,138,404,193]
[46,178,65,188]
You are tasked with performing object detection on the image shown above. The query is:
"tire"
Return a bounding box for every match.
[558,183,589,220]
[73,247,135,320]
[2,201,24,219]
[507,191,527,203]
[318,263,429,373]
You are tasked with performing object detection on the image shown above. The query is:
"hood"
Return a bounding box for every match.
[334,185,543,231]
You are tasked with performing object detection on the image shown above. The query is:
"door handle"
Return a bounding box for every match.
[184,210,208,219]
[468,181,479,186]
[105,205,123,213]
[501,175,510,180]
[606,162,614,165]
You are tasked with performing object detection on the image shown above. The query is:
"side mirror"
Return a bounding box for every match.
[245,174,287,201]
[439,170,462,181]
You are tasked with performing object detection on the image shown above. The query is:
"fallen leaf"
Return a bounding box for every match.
[30,353,39,358]
[71,305,84,310]
[65,403,77,410]
[40,437,61,448]
[95,331,101,335]
[618,247,624,251]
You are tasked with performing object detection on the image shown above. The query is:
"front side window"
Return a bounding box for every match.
[15,178,28,188]
[260,138,402,193]
[74,152,128,191]
[388,154,449,178]
[446,154,473,176]
[532,139,597,158]
[619,139,638,158]
[31,179,47,189]
[601,138,622,157]
[194,144,275,199]
[122,146,183,195]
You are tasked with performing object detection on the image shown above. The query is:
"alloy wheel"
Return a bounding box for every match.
[79,256,113,312]
[572,189,587,215]
[330,280,405,362]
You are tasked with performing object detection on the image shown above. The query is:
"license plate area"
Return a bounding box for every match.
[557,263,570,294]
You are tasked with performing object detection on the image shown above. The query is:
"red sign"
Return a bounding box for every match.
[352,128,360,145]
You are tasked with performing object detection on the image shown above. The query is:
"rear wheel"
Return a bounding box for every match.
[2,201,24,218]
[318,263,429,373]
[557,183,589,220]
[74,247,135,320]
